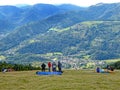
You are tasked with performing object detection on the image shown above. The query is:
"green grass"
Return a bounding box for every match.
[0,70,120,90]
[49,27,70,32]
[104,59,120,63]
[81,21,104,26]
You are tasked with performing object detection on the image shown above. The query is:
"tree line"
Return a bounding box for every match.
[0,61,40,72]
[110,61,120,69]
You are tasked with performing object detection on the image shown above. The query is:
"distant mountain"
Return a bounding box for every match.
[0,3,83,33]
[88,3,120,20]
[20,4,60,24]
[0,5,23,33]
[0,3,120,63]
[57,4,86,11]
[0,5,23,23]
[2,3,120,34]
[0,10,90,51]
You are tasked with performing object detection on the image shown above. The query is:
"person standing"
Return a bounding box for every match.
[52,62,57,72]
[41,63,46,72]
[48,62,52,72]
[58,61,62,72]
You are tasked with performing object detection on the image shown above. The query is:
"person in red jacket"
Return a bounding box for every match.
[48,62,52,72]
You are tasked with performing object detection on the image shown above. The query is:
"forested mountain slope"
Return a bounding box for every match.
[16,21,120,60]
[0,3,120,63]
[1,21,120,63]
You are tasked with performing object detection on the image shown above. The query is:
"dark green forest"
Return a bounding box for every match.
[0,61,40,72]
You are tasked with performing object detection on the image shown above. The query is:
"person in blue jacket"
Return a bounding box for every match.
[96,67,100,73]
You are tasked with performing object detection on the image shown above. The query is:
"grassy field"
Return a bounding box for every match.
[0,70,120,90]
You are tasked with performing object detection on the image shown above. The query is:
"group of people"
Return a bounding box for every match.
[41,61,62,72]
[96,65,114,73]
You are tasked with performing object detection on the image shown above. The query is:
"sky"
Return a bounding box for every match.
[0,0,120,7]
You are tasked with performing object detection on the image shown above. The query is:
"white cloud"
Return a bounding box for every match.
[0,0,120,6]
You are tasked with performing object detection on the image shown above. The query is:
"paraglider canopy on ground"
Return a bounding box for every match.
[36,71,62,75]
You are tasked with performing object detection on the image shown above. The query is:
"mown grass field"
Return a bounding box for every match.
[0,70,120,90]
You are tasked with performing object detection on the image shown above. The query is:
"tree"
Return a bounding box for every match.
[111,61,120,69]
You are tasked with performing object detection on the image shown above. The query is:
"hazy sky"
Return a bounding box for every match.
[0,0,120,6]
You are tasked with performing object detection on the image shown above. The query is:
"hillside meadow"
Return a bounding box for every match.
[0,70,120,90]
